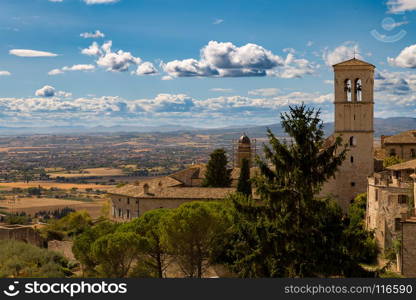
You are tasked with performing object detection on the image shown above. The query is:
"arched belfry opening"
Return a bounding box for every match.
[355,79,362,102]
[344,79,352,102]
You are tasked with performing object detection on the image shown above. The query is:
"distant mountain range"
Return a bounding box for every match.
[0,117,415,137]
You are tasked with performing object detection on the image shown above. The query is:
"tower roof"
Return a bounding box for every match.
[332,58,375,68]
[239,133,250,144]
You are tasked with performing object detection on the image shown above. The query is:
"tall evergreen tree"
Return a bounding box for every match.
[203,149,232,187]
[237,158,251,197]
[217,104,378,277]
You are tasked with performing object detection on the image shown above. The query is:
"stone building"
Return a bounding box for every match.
[381,130,416,161]
[366,159,415,252]
[0,224,44,247]
[321,58,376,211]
[108,136,258,221]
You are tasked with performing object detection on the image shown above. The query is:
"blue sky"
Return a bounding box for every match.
[0,0,416,128]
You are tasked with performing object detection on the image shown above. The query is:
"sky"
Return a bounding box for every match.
[0,0,416,128]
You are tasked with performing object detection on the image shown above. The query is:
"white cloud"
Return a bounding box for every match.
[388,0,416,13]
[248,88,280,97]
[307,41,314,47]
[49,0,63,2]
[48,69,64,75]
[213,19,224,25]
[62,64,96,71]
[387,44,416,68]
[322,42,362,66]
[163,41,317,79]
[0,71,11,76]
[82,41,141,72]
[48,64,95,75]
[133,62,158,75]
[81,41,101,56]
[324,80,334,85]
[83,0,120,4]
[80,30,105,39]
[35,85,56,97]
[9,49,58,57]
[210,88,233,93]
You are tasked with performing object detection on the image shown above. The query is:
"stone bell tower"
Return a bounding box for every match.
[323,58,375,211]
[236,133,252,168]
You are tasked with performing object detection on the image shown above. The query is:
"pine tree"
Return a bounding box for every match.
[237,158,251,197]
[203,149,232,187]
[218,104,378,277]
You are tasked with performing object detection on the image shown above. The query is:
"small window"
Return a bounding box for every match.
[350,156,354,163]
[375,190,379,201]
[398,195,408,204]
[126,209,130,219]
[349,136,356,146]
[395,218,401,231]
[351,182,355,187]
[389,149,396,157]
[411,149,416,158]
[136,200,139,204]
[118,208,122,218]
[127,198,130,205]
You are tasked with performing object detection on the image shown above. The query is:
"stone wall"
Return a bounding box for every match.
[384,144,416,161]
[367,177,411,252]
[401,221,416,277]
[0,224,44,247]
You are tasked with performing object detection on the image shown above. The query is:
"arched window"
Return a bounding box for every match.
[349,136,356,146]
[344,79,352,102]
[355,79,362,101]
[143,183,149,194]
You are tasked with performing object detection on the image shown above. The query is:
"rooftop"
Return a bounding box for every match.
[387,159,416,171]
[332,58,375,68]
[383,130,416,145]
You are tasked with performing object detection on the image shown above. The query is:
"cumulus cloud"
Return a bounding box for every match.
[80,30,105,39]
[83,0,120,4]
[248,88,280,97]
[388,0,416,13]
[82,41,141,72]
[162,41,316,79]
[9,49,58,57]
[0,71,11,76]
[387,44,416,68]
[35,85,56,97]
[133,62,158,75]
[48,69,64,75]
[322,42,362,66]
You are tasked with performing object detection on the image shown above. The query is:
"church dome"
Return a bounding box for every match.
[239,134,250,144]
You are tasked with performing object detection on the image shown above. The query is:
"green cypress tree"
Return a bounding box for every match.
[203,149,232,187]
[237,158,251,197]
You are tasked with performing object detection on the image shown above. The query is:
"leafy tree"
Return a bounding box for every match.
[216,104,379,277]
[72,220,119,276]
[202,149,232,187]
[383,156,404,168]
[118,209,171,278]
[160,201,231,278]
[91,232,148,278]
[0,240,72,278]
[237,158,252,197]
[41,211,93,241]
